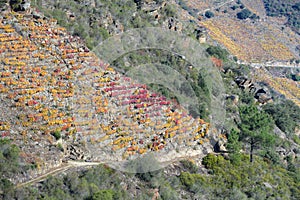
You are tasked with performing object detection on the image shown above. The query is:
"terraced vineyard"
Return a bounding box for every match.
[254,68,300,107]
[201,17,297,62]
[0,11,213,183]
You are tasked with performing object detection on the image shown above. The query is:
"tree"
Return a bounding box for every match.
[0,139,20,176]
[238,105,276,162]
[237,9,252,19]
[205,11,214,18]
[206,46,229,60]
[226,129,242,164]
[263,100,300,135]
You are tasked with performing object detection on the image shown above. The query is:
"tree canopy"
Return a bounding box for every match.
[204,11,214,18]
[263,100,300,135]
[238,105,276,162]
[237,9,252,20]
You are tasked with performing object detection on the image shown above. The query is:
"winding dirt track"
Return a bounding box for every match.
[16,161,103,188]
[15,152,208,188]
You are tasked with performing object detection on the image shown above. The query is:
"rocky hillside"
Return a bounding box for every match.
[0,1,299,200]
[0,8,216,184]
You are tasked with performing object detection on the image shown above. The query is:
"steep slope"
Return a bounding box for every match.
[0,10,213,183]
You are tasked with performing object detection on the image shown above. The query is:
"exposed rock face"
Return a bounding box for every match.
[10,0,30,12]
[165,17,182,32]
[214,139,227,153]
[235,76,255,90]
[235,76,272,104]
[64,144,88,161]
[255,88,272,104]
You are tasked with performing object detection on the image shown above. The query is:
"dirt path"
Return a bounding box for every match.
[15,161,104,188]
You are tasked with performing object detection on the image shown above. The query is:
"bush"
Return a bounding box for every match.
[202,154,224,170]
[0,139,20,176]
[92,190,114,200]
[179,172,195,187]
[231,5,239,10]
[180,160,198,173]
[159,184,179,200]
[52,131,61,140]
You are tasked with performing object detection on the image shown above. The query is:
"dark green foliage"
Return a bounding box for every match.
[34,0,178,49]
[180,172,196,187]
[50,9,68,26]
[260,148,280,164]
[226,129,242,164]
[159,184,179,200]
[197,154,300,199]
[237,9,252,19]
[14,165,129,200]
[239,90,255,104]
[238,104,276,162]
[231,5,239,10]
[204,11,214,18]
[92,189,114,200]
[0,139,21,199]
[288,73,300,81]
[9,0,21,11]
[6,156,300,200]
[0,178,14,198]
[206,46,229,60]
[263,100,300,135]
[51,131,61,140]
[0,139,20,176]
[250,13,260,20]
[263,0,300,33]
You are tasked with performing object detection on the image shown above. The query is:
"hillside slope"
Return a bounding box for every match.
[0,9,216,184]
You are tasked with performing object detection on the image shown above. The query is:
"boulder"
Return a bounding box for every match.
[214,140,227,152]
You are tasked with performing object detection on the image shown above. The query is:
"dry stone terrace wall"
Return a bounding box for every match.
[74,66,211,162]
[0,12,80,182]
[0,11,212,181]
[201,17,298,62]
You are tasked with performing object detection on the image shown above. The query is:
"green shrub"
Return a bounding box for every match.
[52,131,61,140]
[180,172,195,187]
[92,189,114,200]
[202,154,225,170]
